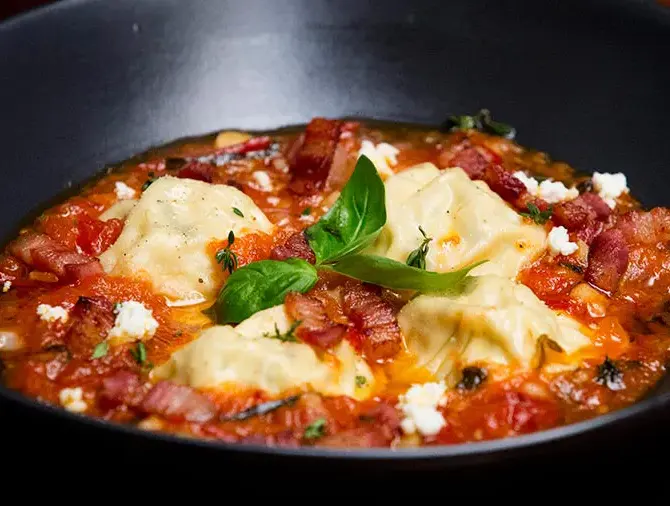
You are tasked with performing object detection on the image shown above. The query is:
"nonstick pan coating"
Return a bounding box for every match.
[1,0,669,475]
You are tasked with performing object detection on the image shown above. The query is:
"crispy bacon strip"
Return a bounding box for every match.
[342,284,402,361]
[481,165,525,201]
[288,118,343,195]
[100,371,147,408]
[285,292,346,349]
[616,208,670,245]
[269,232,316,264]
[175,161,215,183]
[8,232,103,282]
[141,381,217,423]
[585,228,629,293]
[67,296,116,358]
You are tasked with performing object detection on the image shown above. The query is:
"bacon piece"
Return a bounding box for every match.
[284,292,346,349]
[269,232,316,264]
[66,296,116,358]
[141,381,217,423]
[440,141,499,179]
[8,232,103,282]
[289,118,343,195]
[175,161,214,183]
[100,371,147,408]
[342,284,402,361]
[217,136,272,155]
[585,229,629,293]
[315,427,389,448]
[617,208,670,245]
[579,192,612,221]
[481,165,525,202]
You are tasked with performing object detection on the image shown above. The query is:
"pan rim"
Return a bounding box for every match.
[2,382,668,459]
[2,0,669,461]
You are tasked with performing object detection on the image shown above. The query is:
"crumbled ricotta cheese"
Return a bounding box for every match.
[59,387,87,413]
[397,381,447,437]
[512,172,578,204]
[2,281,11,293]
[107,300,159,344]
[513,171,539,195]
[114,181,136,200]
[548,226,578,256]
[266,196,280,206]
[252,171,273,192]
[537,180,579,204]
[36,304,69,323]
[357,140,400,178]
[592,172,628,209]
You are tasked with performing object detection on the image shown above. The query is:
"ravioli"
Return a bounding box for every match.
[366,163,547,279]
[397,274,592,384]
[152,305,375,399]
[98,176,274,305]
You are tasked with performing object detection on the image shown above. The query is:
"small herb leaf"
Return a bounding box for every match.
[214,259,318,324]
[301,207,312,216]
[330,254,484,294]
[130,342,147,365]
[221,395,301,422]
[264,320,301,343]
[355,375,367,387]
[232,207,244,218]
[303,418,327,440]
[595,356,625,391]
[305,155,386,265]
[405,225,432,270]
[519,203,553,225]
[445,109,516,139]
[215,231,238,274]
[91,341,108,359]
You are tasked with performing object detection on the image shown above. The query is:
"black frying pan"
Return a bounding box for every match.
[1,0,670,479]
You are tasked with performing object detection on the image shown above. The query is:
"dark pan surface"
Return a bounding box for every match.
[1,0,670,473]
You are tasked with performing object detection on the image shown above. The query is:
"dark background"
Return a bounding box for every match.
[0,0,56,21]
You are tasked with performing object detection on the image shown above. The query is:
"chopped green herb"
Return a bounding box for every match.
[130,342,147,365]
[141,175,157,191]
[215,231,238,275]
[519,203,553,225]
[264,320,301,343]
[221,395,301,421]
[559,261,584,274]
[303,418,327,440]
[405,225,432,270]
[91,341,108,359]
[355,375,367,387]
[456,367,487,391]
[595,356,625,391]
[232,207,244,218]
[113,302,121,313]
[445,109,516,139]
[301,207,312,216]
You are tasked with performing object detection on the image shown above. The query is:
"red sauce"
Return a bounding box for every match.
[1,120,668,449]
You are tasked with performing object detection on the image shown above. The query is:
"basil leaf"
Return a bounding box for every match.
[214,258,318,324]
[305,155,386,265]
[330,254,485,294]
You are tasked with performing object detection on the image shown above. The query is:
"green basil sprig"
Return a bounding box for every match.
[213,154,484,324]
[305,154,386,265]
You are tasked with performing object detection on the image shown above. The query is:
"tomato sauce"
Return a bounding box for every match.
[1,119,668,449]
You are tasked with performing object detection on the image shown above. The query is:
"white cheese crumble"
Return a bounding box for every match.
[266,196,280,206]
[357,140,399,178]
[512,172,578,204]
[592,172,628,209]
[36,304,69,323]
[2,280,11,292]
[114,181,136,200]
[397,381,447,437]
[513,171,539,195]
[107,300,159,344]
[548,226,578,256]
[59,387,87,413]
[252,171,273,192]
[537,180,579,204]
